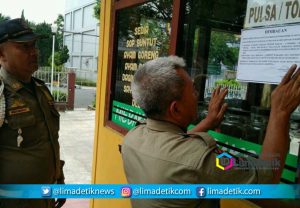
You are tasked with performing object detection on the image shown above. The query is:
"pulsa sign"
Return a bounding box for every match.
[245,0,300,28]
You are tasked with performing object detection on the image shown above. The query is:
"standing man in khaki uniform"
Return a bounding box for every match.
[0,18,65,208]
[122,56,300,208]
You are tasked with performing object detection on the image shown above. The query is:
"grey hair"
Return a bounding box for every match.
[131,55,186,118]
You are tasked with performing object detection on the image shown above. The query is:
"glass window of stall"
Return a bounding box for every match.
[106,0,174,133]
[177,0,299,187]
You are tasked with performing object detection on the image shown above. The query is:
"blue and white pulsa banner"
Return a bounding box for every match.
[0,184,299,199]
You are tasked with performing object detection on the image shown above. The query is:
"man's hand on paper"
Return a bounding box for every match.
[271,64,300,119]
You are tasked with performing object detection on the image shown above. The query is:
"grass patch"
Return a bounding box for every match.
[52,90,67,102]
[76,78,96,87]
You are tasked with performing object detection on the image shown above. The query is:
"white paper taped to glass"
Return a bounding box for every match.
[237,24,300,84]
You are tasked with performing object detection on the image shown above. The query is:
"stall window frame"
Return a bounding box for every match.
[104,0,183,134]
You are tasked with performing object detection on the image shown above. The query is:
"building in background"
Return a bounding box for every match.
[64,0,99,82]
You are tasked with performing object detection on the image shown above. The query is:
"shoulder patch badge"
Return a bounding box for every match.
[10,98,26,108]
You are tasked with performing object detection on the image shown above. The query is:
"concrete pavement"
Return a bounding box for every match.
[74,86,96,108]
[59,108,95,208]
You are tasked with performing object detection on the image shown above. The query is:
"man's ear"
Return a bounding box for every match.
[169,100,181,119]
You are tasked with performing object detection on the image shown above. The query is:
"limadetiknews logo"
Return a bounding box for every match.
[121,186,132,198]
[196,187,206,197]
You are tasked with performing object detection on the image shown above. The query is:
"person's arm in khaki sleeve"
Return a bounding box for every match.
[260,64,300,183]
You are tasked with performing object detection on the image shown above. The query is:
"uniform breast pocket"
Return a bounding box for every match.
[7,112,36,130]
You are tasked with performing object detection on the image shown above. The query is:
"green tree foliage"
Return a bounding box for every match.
[52,90,67,102]
[34,22,52,66]
[54,14,64,50]
[20,11,36,30]
[139,0,173,20]
[21,10,25,20]
[208,31,240,70]
[93,1,101,20]
[0,13,10,22]
[47,14,69,67]
[58,45,69,65]
[48,45,69,67]
[215,79,240,87]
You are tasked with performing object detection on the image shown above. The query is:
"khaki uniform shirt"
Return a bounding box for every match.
[0,69,63,207]
[122,119,273,208]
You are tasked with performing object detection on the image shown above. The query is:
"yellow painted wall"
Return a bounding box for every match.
[90,1,260,208]
[221,199,260,208]
[90,0,131,207]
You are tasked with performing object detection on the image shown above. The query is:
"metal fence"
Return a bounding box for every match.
[33,67,69,102]
[204,75,248,100]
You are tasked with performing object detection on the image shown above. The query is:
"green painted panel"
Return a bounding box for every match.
[207,131,298,168]
[205,130,298,183]
[111,100,145,130]
[281,169,296,183]
[208,130,261,155]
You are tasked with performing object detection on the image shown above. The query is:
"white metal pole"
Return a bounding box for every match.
[57,73,60,101]
[51,34,55,94]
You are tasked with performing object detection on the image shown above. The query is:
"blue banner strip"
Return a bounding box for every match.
[0,184,299,199]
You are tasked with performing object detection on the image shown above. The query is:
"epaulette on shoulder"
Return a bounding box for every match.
[32,77,45,84]
[178,132,192,139]
[135,120,146,127]
[178,132,216,148]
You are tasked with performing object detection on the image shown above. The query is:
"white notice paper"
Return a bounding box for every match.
[237,24,300,84]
